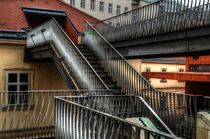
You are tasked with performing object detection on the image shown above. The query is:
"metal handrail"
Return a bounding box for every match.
[97,1,160,24]
[137,96,175,136]
[27,18,109,92]
[94,0,210,42]
[85,20,156,94]
[55,95,177,139]
[84,21,201,138]
[0,90,115,138]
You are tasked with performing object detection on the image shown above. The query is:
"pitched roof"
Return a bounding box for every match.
[0,0,98,32]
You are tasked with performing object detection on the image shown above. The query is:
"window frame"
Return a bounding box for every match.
[5,71,31,106]
[108,3,113,14]
[70,0,75,6]
[124,7,128,13]
[99,1,104,12]
[116,5,121,15]
[161,68,167,72]
[80,0,86,9]
[90,0,95,10]
[145,67,151,72]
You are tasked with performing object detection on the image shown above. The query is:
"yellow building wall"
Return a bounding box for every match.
[127,59,186,89]
[0,39,69,133]
[0,39,68,91]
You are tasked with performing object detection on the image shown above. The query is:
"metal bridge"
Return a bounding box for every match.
[94,0,210,58]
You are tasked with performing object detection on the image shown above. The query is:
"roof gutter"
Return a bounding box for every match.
[0,30,27,40]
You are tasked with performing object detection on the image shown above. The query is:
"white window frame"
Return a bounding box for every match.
[70,0,75,6]
[161,68,167,72]
[5,71,31,105]
[99,1,104,12]
[116,5,121,15]
[145,67,151,72]
[90,0,95,10]
[108,3,113,14]
[80,0,86,8]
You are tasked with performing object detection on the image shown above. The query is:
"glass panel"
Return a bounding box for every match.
[19,85,29,104]
[20,85,28,91]
[20,73,28,82]
[8,73,17,83]
[8,85,17,104]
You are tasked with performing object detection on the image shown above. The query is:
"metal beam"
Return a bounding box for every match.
[142,72,210,82]
[112,26,210,58]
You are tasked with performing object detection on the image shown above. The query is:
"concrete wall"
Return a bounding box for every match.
[141,62,185,89]
[0,39,68,91]
[197,112,210,139]
[127,59,185,89]
[63,0,132,20]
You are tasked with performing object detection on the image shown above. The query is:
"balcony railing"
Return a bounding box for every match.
[94,0,210,42]
[55,95,177,139]
[0,90,112,138]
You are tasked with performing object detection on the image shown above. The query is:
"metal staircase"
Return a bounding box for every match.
[27,18,110,95]
[77,45,123,94]
[84,21,199,139]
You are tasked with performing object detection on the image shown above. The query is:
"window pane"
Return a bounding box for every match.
[8,73,17,83]
[20,73,28,82]
[8,85,17,104]
[20,85,28,91]
[8,85,17,91]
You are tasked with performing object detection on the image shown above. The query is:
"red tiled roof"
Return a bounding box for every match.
[0,0,98,32]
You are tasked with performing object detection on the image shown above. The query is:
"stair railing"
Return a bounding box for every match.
[85,21,155,97]
[84,21,200,138]
[94,0,210,42]
[27,18,109,94]
[55,95,177,138]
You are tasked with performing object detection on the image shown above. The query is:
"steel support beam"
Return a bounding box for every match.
[112,26,210,58]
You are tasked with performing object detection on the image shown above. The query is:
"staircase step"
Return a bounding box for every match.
[77,44,124,95]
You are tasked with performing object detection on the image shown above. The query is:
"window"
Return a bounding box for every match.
[108,3,113,14]
[161,68,167,72]
[179,68,184,72]
[145,67,151,72]
[80,0,86,8]
[124,7,128,13]
[70,0,75,6]
[90,0,95,10]
[190,65,210,72]
[178,68,185,82]
[99,1,104,12]
[160,79,167,83]
[116,5,121,14]
[6,71,30,105]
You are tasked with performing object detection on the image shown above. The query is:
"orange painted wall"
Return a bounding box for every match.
[186,56,210,71]
[64,18,79,45]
